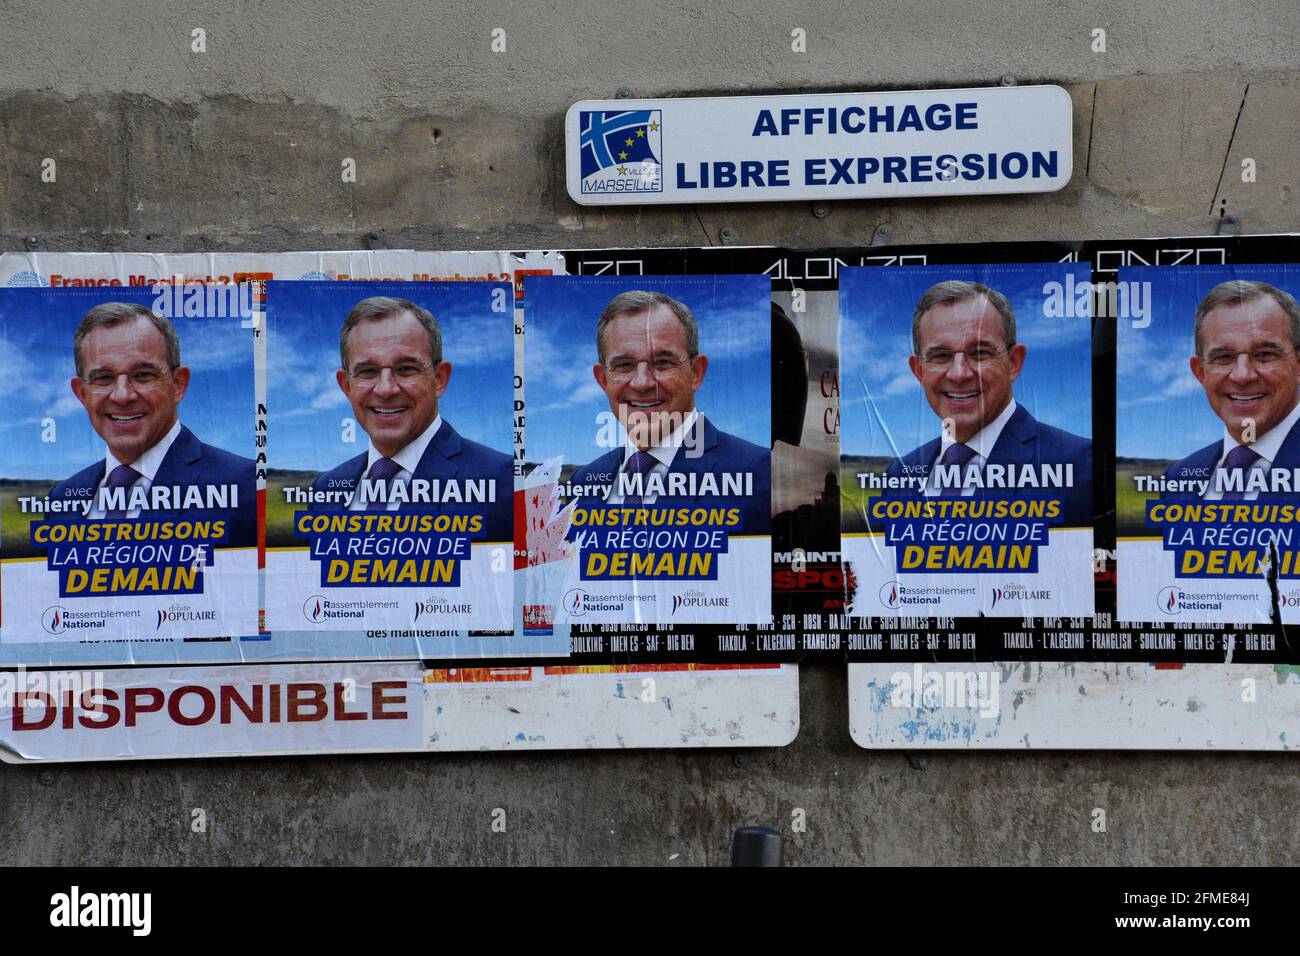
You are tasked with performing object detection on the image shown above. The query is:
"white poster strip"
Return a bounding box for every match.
[848,661,1300,750]
[0,662,798,761]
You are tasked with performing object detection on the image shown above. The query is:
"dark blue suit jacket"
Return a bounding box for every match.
[1163,417,1300,501]
[883,404,1093,528]
[311,419,514,542]
[48,425,257,548]
[567,416,771,535]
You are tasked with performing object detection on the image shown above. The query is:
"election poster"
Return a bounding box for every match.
[524,246,843,659]
[0,250,569,665]
[840,263,1095,620]
[0,251,804,766]
[520,274,773,630]
[553,243,1087,661]
[4,238,1300,671]
[264,280,516,635]
[562,247,845,625]
[1116,264,1300,627]
[0,286,259,648]
[655,246,850,622]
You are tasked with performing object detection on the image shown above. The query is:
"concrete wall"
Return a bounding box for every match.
[1,1,1298,864]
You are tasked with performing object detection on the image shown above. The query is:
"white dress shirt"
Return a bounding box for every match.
[88,419,182,519]
[349,415,443,511]
[1203,397,1300,501]
[607,409,701,505]
[925,399,1018,497]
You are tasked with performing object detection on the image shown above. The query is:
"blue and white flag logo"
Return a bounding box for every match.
[578,110,663,194]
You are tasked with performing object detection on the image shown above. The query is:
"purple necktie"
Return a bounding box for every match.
[1219,445,1262,501]
[938,442,978,497]
[103,464,142,519]
[620,450,659,505]
[365,457,402,511]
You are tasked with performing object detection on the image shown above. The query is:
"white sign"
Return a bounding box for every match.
[848,662,1300,750]
[0,662,799,761]
[566,85,1072,205]
[0,662,426,761]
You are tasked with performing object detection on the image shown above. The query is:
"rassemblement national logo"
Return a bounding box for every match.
[303,595,326,624]
[564,588,590,617]
[42,605,68,634]
[41,605,116,634]
[579,110,663,195]
[878,580,943,610]
[1157,586,1182,616]
[1156,584,1245,616]
[301,595,366,623]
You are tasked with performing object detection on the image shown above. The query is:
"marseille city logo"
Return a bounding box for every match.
[579,110,663,195]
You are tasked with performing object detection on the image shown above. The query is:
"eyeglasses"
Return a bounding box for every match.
[82,368,175,393]
[918,347,1008,371]
[603,356,689,380]
[1200,348,1295,372]
[347,361,435,384]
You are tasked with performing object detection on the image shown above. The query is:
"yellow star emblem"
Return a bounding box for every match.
[625,137,634,146]
[617,165,628,174]
[636,128,645,138]
[618,150,628,160]
[649,121,659,131]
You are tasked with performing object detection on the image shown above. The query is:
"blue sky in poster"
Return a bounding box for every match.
[839,263,1093,458]
[266,281,513,472]
[523,274,771,467]
[1116,264,1300,460]
[0,287,254,480]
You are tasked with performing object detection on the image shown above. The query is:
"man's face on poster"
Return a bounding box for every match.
[337,310,451,458]
[71,316,190,465]
[908,295,1026,444]
[1191,296,1300,442]
[593,304,708,450]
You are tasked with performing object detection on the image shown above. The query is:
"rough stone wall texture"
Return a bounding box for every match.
[1,1,1298,864]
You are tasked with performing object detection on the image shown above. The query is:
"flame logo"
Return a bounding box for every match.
[42,606,67,634]
[303,596,328,623]
[564,589,588,616]
[879,582,901,609]
[1156,587,1182,616]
